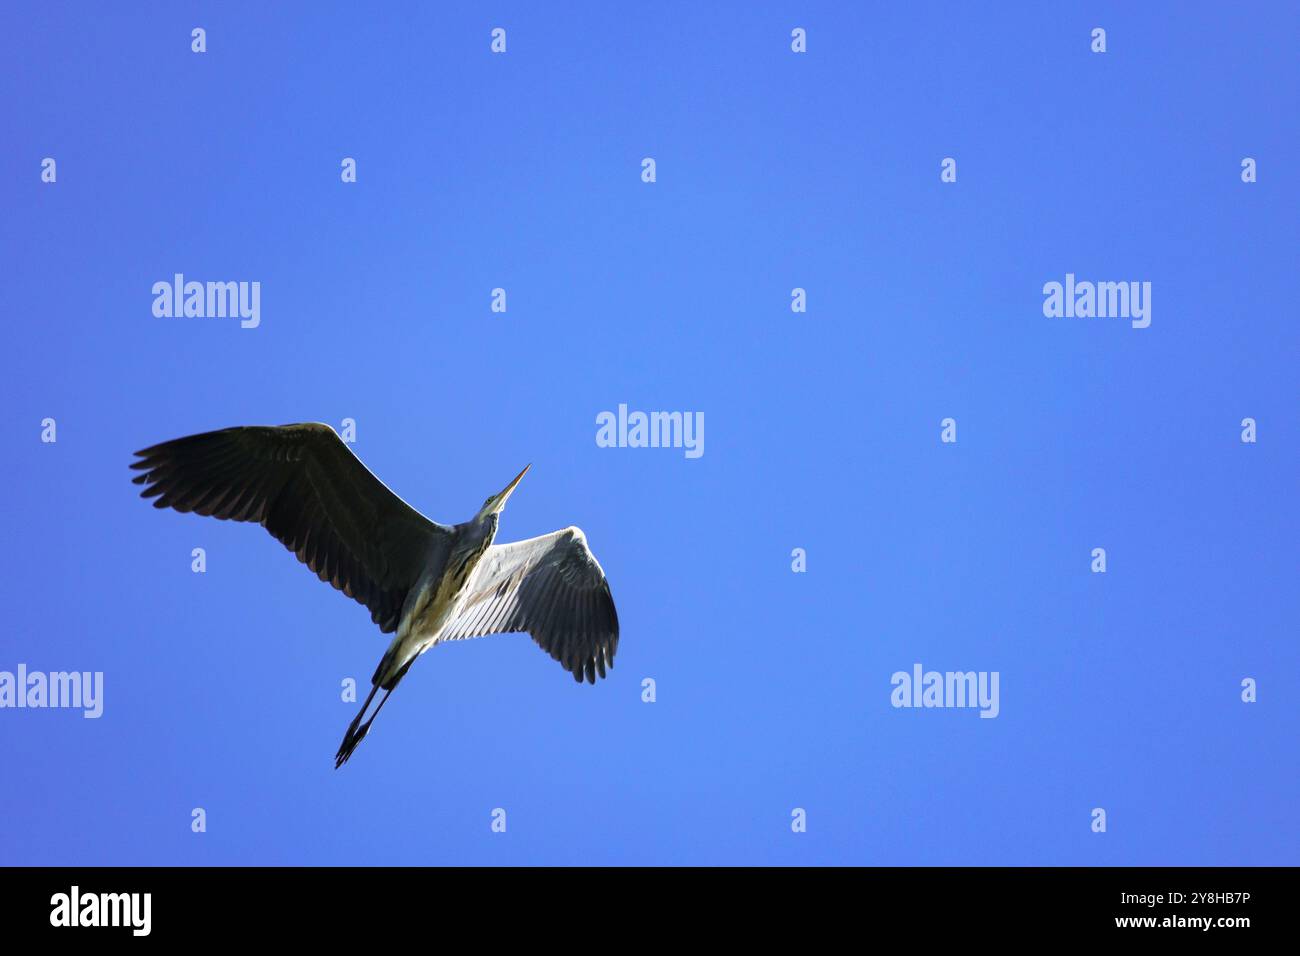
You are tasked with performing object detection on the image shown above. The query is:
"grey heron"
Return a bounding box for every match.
[129,423,619,767]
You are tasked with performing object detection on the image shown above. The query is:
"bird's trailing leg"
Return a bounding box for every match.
[335,681,392,768]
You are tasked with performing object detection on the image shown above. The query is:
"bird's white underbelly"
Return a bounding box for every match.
[395,571,477,658]
[414,596,463,650]
[376,542,491,687]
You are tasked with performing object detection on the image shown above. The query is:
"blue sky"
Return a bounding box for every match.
[2,2,1296,865]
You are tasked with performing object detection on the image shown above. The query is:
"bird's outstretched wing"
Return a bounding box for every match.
[130,423,450,633]
[442,527,619,683]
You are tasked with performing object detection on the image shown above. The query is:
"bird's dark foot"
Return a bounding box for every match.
[334,720,371,769]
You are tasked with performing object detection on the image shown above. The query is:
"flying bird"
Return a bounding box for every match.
[130,423,619,767]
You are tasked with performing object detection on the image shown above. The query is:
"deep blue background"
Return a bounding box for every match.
[2,3,1296,865]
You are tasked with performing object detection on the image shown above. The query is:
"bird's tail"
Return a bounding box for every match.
[335,681,390,768]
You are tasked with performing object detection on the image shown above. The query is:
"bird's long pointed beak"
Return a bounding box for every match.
[495,463,531,508]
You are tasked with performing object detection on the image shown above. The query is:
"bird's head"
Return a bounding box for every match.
[477,463,530,519]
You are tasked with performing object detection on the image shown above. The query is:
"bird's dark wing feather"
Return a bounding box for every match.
[130,423,450,633]
[442,528,619,683]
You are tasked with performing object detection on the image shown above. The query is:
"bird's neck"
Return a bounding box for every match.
[469,512,499,546]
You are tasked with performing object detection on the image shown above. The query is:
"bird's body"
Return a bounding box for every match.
[382,512,499,686]
[130,423,619,767]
